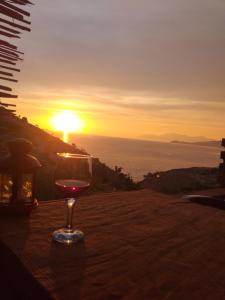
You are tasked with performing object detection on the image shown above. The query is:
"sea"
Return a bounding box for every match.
[68,134,221,181]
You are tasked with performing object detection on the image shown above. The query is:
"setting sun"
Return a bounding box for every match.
[51,111,84,142]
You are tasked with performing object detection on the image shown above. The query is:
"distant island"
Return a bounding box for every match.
[140,133,214,143]
[171,140,221,148]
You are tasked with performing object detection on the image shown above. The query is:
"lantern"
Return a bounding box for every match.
[0,138,41,215]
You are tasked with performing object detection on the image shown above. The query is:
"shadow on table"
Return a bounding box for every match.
[0,217,30,255]
[0,238,53,300]
[49,241,86,300]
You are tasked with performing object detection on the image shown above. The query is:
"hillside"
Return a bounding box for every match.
[140,167,219,194]
[0,108,137,200]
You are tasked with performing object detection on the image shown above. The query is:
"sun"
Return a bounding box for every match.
[51,111,84,142]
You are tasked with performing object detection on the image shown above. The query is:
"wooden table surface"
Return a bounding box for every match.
[1,189,225,300]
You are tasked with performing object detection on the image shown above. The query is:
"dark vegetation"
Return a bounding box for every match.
[140,167,219,194]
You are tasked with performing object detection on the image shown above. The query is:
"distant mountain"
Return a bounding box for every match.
[140,133,214,143]
[171,140,221,148]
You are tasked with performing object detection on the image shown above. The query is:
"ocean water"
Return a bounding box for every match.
[70,134,221,181]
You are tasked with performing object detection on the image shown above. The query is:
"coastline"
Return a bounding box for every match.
[67,134,221,181]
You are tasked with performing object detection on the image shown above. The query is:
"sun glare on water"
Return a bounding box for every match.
[51,111,84,143]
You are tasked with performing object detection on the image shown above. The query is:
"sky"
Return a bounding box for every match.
[13,0,225,140]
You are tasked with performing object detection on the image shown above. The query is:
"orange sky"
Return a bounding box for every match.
[11,0,225,141]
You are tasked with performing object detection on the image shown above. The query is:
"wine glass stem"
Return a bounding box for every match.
[66,198,76,230]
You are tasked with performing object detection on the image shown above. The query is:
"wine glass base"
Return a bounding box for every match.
[52,228,84,244]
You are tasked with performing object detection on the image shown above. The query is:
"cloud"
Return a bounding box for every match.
[15,0,225,139]
[19,0,225,102]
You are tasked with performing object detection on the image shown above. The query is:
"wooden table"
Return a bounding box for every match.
[1,189,225,300]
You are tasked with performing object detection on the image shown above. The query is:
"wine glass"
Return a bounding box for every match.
[52,153,92,244]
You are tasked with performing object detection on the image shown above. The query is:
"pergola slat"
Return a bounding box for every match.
[0,76,18,82]
[0,58,16,65]
[0,30,20,38]
[0,53,19,61]
[0,17,30,32]
[0,40,18,50]
[0,45,23,55]
[0,24,21,35]
[0,70,14,77]
[0,0,33,111]
[0,102,16,107]
[0,65,20,72]
[0,92,18,98]
[0,47,20,58]
[0,85,12,91]
[9,0,33,6]
[2,0,30,17]
[0,5,31,25]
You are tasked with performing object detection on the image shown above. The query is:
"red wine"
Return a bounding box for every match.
[55,179,90,198]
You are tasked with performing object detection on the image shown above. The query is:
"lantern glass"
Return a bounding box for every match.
[18,174,33,202]
[0,174,13,204]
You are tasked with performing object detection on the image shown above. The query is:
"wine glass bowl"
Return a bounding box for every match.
[52,153,92,244]
[55,179,90,198]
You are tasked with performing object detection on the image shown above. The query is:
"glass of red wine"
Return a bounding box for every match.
[52,153,92,244]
